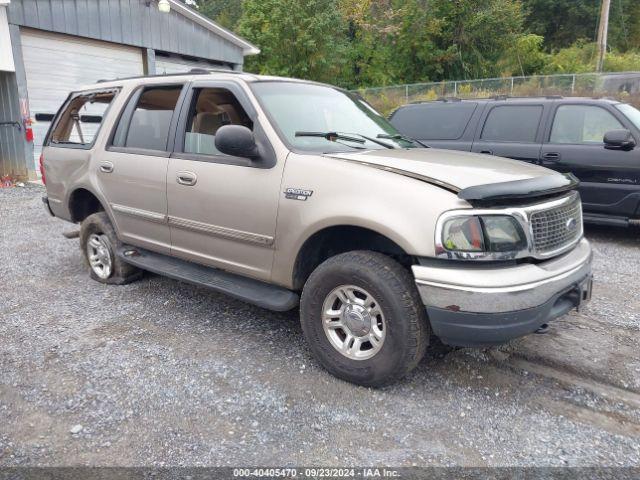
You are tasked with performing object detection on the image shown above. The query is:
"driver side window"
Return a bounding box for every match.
[184,88,253,156]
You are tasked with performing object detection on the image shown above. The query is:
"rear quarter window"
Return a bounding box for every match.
[390,103,477,140]
[47,90,119,148]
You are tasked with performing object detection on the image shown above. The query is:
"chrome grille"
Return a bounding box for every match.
[530,196,582,254]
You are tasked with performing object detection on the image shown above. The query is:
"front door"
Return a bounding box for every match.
[98,84,186,254]
[540,103,640,218]
[166,81,285,282]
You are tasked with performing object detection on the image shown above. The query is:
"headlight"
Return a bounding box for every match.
[442,216,485,252]
[440,215,527,255]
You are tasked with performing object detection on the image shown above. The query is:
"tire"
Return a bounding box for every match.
[79,212,142,285]
[300,251,429,387]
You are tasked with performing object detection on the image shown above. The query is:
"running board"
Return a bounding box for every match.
[583,213,630,227]
[116,246,299,312]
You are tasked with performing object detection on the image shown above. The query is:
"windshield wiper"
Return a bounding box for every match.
[354,133,395,149]
[295,131,365,144]
[295,131,396,149]
[377,133,430,148]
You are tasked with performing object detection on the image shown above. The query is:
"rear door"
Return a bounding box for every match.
[471,103,545,163]
[389,102,480,151]
[97,83,187,254]
[540,103,640,218]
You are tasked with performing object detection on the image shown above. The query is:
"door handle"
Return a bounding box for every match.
[542,152,561,162]
[176,171,197,186]
[480,150,493,155]
[99,161,114,173]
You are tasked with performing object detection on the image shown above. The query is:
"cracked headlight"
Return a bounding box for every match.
[441,215,527,254]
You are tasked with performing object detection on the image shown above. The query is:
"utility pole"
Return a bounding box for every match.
[596,0,611,72]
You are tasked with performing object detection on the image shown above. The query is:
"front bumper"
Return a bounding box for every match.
[412,238,593,346]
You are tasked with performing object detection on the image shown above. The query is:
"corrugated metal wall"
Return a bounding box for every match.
[7,0,245,67]
[0,71,26,179]
[155,53,231,75]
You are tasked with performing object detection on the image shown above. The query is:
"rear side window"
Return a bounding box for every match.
[114,85,182,151]
[49,90,117,147]
[390,103,477,140]
[550,105,623,144]
[481,105,543,143]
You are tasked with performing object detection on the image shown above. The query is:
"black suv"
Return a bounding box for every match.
[390,97,640,226]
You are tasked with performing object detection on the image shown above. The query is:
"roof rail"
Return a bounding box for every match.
[188,67,243,75]
[92,68,244,84]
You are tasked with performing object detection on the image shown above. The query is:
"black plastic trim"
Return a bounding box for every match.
[116,246,299,312]
[427,278,588,347]
[42,196,54,217]
[458,173,579,204]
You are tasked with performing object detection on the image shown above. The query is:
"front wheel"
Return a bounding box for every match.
[300,251,429,387]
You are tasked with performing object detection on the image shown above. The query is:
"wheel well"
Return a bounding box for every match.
[68,188,104,223]
[292,226,414,290]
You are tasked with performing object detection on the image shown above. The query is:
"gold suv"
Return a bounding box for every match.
[41,71,593,386]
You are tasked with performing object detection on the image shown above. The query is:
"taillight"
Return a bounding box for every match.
[39,153,46,185]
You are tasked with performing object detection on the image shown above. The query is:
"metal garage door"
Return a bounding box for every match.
[155,53,230,75]
[20,28,144,174]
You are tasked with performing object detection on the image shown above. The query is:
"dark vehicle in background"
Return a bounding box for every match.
[390,97,640,227]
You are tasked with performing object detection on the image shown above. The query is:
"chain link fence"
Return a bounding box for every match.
[356,71,640,115]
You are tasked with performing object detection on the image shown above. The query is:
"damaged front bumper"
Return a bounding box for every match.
[412,238,593,347]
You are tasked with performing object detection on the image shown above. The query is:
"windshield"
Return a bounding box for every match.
[616,103,640,130]
[250,82,415,152]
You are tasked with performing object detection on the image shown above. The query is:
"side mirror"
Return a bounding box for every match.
[603,129,636,151]
[215,125,260,159]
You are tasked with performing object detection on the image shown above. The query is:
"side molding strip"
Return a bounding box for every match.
[111,204,167,223]
[168,216,274,246]
[110,204,274,246]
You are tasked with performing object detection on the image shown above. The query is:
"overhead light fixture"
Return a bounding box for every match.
[158,0,171,13]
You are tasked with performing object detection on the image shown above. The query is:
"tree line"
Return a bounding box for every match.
[188,0,640,89]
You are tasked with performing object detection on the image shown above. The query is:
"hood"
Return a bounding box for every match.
[324,148,559,192]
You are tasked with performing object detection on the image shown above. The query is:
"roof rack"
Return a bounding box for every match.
[96,68,243,84]
[410,96,461,104]
[188,67,244,74]
[490,94,564,101]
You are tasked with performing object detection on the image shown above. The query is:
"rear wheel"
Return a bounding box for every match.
[79,212,142,285]
[300,251,429,387]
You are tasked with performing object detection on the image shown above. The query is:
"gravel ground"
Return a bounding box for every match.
[1,184,639,467]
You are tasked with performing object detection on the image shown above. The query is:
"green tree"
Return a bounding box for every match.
[499,33,547,76]
[522,0,640,52]
[196,0,244,29]
[427,0,528,80]
[238,0,349,84]
[339,0,536,86]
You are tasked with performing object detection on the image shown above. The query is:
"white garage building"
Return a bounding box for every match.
[0,0,258,180]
